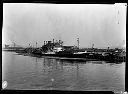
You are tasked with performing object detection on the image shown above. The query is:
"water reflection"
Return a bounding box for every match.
[33,57,82,89]
[2,52,125,91]
[42,58,64,72]
[33,56,124,82]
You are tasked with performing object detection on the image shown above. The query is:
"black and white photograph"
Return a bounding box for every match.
[2,3,126,93]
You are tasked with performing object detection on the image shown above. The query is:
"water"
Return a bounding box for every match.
[2,51,125,92]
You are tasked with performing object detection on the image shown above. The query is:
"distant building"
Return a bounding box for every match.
[5,44,9,48]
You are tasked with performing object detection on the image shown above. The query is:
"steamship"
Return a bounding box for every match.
[31,39,126,62]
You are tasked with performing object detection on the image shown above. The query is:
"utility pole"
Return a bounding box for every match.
[12,42,15,47]
[14,43,15,47]
[92,44,94,49]
[44,41,45,45]
[53,39,54,44]
[36,42,37,48]
[77,38,79,49]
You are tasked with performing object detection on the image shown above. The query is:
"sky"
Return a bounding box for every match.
[2,3,126,48]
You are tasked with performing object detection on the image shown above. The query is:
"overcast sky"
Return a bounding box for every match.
[2,3,126,48]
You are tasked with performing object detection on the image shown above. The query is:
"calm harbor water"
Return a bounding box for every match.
[2,51,125,91]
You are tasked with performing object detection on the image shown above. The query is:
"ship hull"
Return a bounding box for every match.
[39,53,126,62]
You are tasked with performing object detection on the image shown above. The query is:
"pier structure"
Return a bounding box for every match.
[3,39,126,62]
